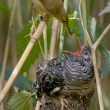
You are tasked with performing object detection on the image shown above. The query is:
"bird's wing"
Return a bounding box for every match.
[36,57,66,96]
[40,0,63,14]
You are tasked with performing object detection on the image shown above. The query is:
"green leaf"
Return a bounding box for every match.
[7,92,32,110]
[98,44,110,66]
[88,18,110,67]
[0,4,10,13]
[17,17,51,73]
[89,17,96,41]
[0,63,34,92]
[99,1,110,15]
[94,25,110,66]
[16,17,42,73]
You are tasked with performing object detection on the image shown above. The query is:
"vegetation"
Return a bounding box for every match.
[0,0,110,110]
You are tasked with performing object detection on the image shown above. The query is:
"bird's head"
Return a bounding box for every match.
[74,46,92,60]
[57,8,73,35]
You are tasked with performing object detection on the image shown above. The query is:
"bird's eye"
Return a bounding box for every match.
[84,51,88,55]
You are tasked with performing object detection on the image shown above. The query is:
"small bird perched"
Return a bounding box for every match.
[34,46,94,110]
[32,0,72,34]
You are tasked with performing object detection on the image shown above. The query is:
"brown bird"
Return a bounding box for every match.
[32,0,72,34]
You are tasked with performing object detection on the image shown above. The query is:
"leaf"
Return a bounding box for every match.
[0,63,35,92]
[89,17,96,41]
[63,18,81,53]
[7,92,32,110]
[95,26,110,66]
[17,17,51,73]
[16,17,42,73]
[99,1,110,15]
[88,18,110,67]
[0,4,10,13]
[98,44,110,66]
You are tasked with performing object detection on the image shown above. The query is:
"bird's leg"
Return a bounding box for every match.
[40,15,49,24]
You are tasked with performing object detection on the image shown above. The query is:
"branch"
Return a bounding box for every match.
[0,21,46,104]
[91,49,104,110]
[49,19,59,59]
[93,24,110,50]
[91,24,110,110]
[79,0,92,47]
[0,0,18,92]
[43,25,48,59]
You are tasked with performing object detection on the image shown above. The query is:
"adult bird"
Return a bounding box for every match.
[34,46,95,110]
[32,0,72,34]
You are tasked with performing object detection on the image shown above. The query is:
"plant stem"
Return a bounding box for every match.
[59,0,68,55]
[0,1,18,109]
[91,49,104,110]
[49,20,59,59]
[79,0,92,46]
[0,0,17,93]
[43,25,48,59]
[0,21,46,104]
[93,24,110,49]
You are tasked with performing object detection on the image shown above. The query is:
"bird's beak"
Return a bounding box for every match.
[74,47,82,56]
[67,25,73,35]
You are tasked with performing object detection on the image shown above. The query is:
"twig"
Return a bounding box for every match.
[64,0,68,11]
[59,0,68,56]
[0,0,17,93]
[43,25,48,59]
[0,1,18,109]
[31,18,45,58]
[79,0,105,110]
[79,0,106,110]
[93,24,110,50]
[91,49,104,110]
[49,20,59,59]
[79,0,92,46]
[10,24,17,67]
[0,21,46,104]
[91,23,110,110]
[16,0,23,29]
[59,24,64,56]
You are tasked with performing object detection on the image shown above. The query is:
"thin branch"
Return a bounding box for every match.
[0,21,46,104]
[91,24,110,110]
[10,24,17,67]
[49,20,59,60]
[79,0,105,110]
[43,25,48,59]
[59,24,64,56]
[91,49,104,110]
[59,0,68,56]
[93,24,110,50]
[64,0,68,11]
[0,0,18,92]
[16,0,23,29]
[31,18,45,58]
[79,0,92,46]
